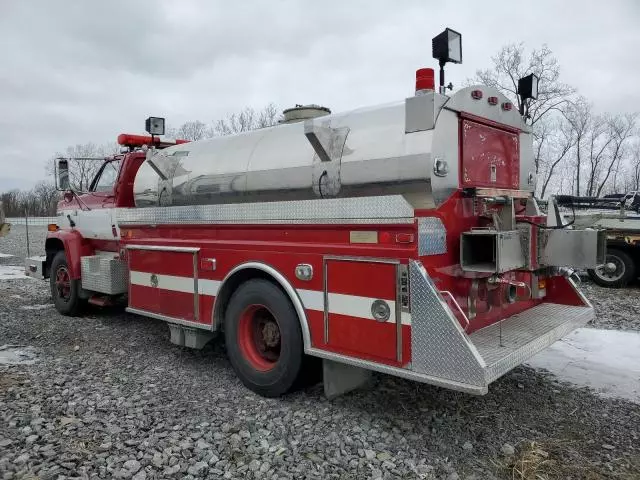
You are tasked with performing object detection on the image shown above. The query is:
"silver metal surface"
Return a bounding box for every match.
[24,256,47,279]
[417,217,447,255]
[81,255,128,295]
[395,264,405,362]
[307,347,487,395]
[126,307,213,330]
[192,251,199,322]
[126,244,200,253]
[470,303,593,382]
[409,260,486,386]
[429,108,460,206]
[118,196,415,226]
[405,93,436,133]
[439,290,470,331]
[295,264,313,281]
[460,230,526,273]
[538,228,605,268]
[134,100,435,207]
[211,262,312,351]
[322,359,373,399]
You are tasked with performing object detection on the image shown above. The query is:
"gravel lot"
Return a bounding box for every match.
[1,226,639,479]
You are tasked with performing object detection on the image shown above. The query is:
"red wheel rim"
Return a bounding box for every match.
[238,304,281,372]
[55,266,71,302]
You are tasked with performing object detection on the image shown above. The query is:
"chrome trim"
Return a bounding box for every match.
[126,307,213,331]
[306,347,487,395]
[323,255,400,264]
[440,290,470,331]
[126,244,200,253]
[212,261,312,351]
[192,251,199,322]
[395,264,403,362]
[323,260,329,343]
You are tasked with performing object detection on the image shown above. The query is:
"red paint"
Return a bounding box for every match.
[117,134,189,148]
[328,314,397,364]
[238,304,280,372]
[460,118,520,189]
[326,260,396,299]
[415,68,435,92]
[45,229,93,279]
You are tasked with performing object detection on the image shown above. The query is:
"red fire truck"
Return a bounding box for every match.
[27,31,604,398]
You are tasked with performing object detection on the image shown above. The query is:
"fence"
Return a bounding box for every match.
[5,217,57,226]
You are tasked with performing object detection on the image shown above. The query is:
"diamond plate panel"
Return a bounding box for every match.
[417,217,447,255]
[81,255,128,295]
[409,261,486,387]
[470,303,593,383]
[117,195,415,226]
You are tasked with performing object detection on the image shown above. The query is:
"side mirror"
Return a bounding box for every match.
[56,158,70,191]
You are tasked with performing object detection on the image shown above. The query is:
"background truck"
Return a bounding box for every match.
[26,30,604,399]
[554,192,640,287]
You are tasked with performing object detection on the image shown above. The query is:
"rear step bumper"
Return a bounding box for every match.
[407,260,593,393]
[470,302,593,383]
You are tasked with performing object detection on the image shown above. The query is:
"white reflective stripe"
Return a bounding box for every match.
[129,271,220,296]
[129,272,412,324]
[298,289,412,325]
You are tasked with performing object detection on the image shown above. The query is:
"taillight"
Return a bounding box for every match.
[502,102,513,111]
[487,96,498,106]
[471,89,483,100]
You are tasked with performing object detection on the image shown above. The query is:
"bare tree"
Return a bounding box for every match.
[594,113,638,197]
[473,43,575,126]
[47,142,119,191]
[536,115,577,198]
[562,98,591,195]
[171,120,212,141]
[213,103,281,136]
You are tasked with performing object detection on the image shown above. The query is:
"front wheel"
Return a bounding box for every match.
[50,251,84,315]
[224,279,304,397]
[587,248,636,288]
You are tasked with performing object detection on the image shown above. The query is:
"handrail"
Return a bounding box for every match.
[439,290,470,332]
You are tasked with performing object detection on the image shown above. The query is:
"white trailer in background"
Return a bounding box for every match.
[0,202,10,237]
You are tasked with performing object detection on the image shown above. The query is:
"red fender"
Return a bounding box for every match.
[45,229,94,279]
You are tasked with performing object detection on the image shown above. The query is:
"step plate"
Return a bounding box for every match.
[470,303,593,383]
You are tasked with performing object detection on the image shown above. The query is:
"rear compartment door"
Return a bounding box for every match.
[324,258,400,363]
[460,117,520,189]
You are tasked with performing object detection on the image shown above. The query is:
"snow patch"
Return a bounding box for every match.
[0,345,37,365]
[0,253,13,258]
[528,328,640,404]
[0,265,31,280]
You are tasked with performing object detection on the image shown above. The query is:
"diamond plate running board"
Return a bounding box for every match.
[470,303,594,383]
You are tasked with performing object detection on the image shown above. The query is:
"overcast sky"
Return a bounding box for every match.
[1,0,639,190]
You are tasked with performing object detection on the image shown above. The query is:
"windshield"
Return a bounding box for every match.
[93,160,122,193]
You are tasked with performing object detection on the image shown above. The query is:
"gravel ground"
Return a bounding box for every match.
[1,227,639,479]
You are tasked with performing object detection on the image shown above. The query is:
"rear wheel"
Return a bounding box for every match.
[587,248,635,288]
[50,251,84,315]
[224,279,303,397]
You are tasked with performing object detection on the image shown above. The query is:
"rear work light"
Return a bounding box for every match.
[471,89,483,100]
[487,96,498,105]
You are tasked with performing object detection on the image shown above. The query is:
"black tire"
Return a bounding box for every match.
[224,279,303,397]
[587,248,635,288]
[50,251,84,316]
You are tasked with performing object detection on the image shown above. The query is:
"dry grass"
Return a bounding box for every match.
[495,440,611,480]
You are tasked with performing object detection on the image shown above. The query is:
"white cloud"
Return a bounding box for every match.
[1,0,638,189]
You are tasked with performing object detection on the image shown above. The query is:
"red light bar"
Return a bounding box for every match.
[487,96,498,105]
[471,89,483,100]
[117,133,189,148]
